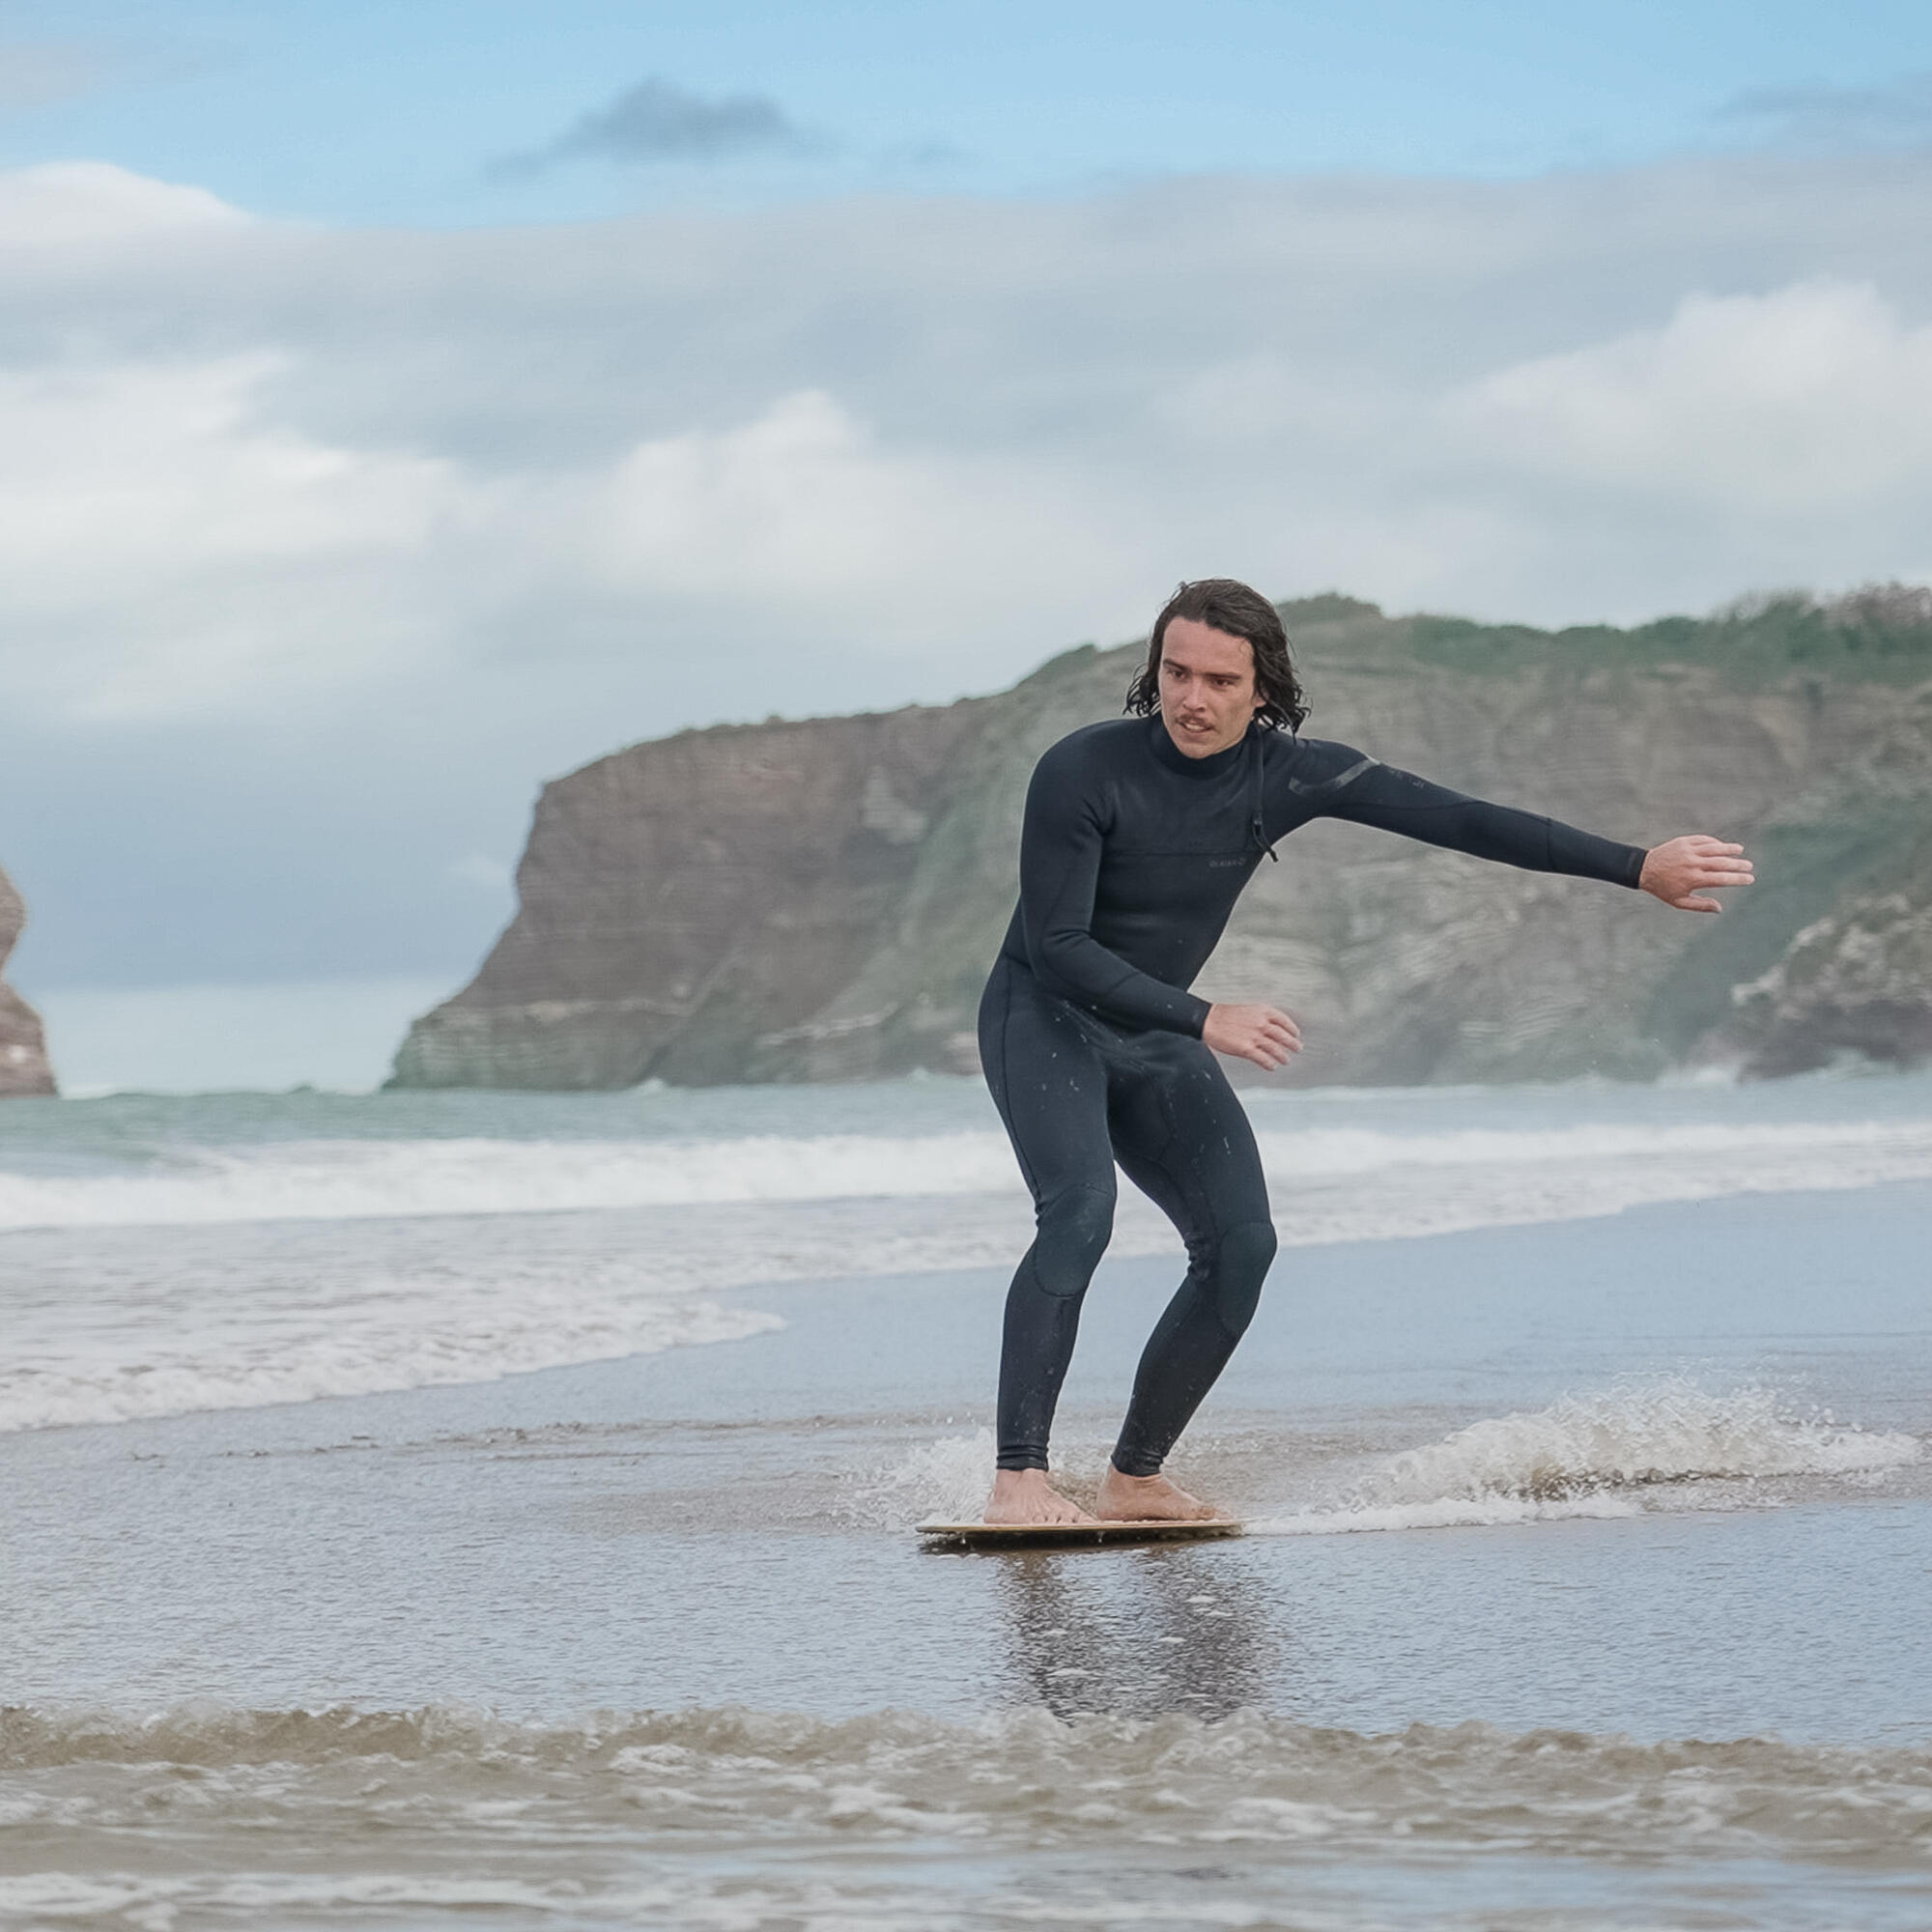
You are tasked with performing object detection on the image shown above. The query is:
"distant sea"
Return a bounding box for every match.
[5,1070,1932,1928]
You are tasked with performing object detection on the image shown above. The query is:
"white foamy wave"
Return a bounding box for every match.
[1264,1118,1932,1177]
[11,1099,1932,1435]
[1374,1379,1918,1493]
[12,1699,1932,1912]
[1252,1379,1921,1537]
[0,1251,780,1434]
[0,1132,1025,1231]
[7,1115,1932,1233]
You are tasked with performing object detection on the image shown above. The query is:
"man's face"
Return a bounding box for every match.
[1157,616,1264,758]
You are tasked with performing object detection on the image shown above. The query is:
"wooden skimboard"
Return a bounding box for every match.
[917,1518,1243,1550]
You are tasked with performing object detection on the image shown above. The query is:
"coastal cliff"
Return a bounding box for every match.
[390,589,1932,1091]
[0,866,57,1098]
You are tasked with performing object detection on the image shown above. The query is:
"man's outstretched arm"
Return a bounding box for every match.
[1204,746,1754,1072]
[1299,753,1753,905]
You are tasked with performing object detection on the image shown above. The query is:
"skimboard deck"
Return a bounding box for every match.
[917,1519,1244,1550]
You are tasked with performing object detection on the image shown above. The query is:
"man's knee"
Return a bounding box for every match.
[1211,1218,1277,1336]
[1032,1183,1116,1297]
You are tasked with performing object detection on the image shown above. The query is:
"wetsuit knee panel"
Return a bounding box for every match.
[1031,1183,1116,1297]
[1212,1218,1277,1336]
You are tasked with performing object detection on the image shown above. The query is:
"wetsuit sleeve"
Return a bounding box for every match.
[1018,750,1213,1037]
[1281,740,1648,887]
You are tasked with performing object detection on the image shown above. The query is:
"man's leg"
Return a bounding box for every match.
[978,964,1118,1517]
[1098,1039,1275,1517]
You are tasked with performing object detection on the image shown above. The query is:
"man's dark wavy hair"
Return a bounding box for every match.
[1123,579,1309,732]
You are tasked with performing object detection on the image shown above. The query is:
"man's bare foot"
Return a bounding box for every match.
[983,1469,1098,1525]
[1094,1464,1229,1522]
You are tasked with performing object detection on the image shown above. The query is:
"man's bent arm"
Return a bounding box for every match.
[1017,756,1212,1036]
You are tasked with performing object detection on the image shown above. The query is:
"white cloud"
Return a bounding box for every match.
[595,389,948,596]
[0,353,485,719]
[0,160,242,247]
[1451,280,1932,511]
[585,389,1133,635]
[6,180,1932,732]
[0,357,1139,723]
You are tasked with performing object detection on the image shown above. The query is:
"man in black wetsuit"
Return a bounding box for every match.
[979,579,1754,1526]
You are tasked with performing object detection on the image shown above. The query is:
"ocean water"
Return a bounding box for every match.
[4,1070,1932,1928]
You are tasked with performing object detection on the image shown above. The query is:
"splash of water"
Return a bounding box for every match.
[1256,1378,1920,1535]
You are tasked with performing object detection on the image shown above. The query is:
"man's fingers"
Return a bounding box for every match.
[1207,1001,1303,1067]
[1678,894,1720,913]
[1247,1019,1300,1067]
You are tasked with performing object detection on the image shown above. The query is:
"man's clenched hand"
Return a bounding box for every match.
[1204,1003,1302,1069]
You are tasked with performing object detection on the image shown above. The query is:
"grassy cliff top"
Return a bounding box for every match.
[1280,584,1932,688]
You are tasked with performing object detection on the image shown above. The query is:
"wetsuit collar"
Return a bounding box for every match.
[1146,712,1252,780]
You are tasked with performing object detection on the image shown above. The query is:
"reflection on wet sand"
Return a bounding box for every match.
[995,1545,1288,1720]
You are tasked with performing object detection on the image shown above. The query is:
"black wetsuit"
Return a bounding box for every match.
[978,715,1646,1475]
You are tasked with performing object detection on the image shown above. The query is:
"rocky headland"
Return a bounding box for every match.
[390,588,1932,1092]
[0,865,57,1098]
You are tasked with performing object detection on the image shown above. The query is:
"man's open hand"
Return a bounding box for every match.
[1639,836,1754,913]
[1203,1002,1302,1069]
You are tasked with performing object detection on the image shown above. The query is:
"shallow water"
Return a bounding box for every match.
[3,1074,1931,1926]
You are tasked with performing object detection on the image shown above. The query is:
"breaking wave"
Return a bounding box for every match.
[6,1699,1932,1876]
[871,1384,1922,1538]
[1255,1379,1921,1535]
[6,1116,1932,1232]
[0,1293,779,1436]
[10,1086,1932,1436]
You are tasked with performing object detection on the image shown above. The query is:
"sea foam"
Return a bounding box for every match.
[5,1116,1932,1232]
[1253,1378,1921,1535]
[8,1698,1932,1870]
[8,1096,1932,1435]
[874,1382,1922,1537]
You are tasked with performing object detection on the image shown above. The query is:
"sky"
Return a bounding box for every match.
[4,1,1932,1089]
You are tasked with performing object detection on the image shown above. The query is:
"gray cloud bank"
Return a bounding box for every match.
[494,75,820,176]
[1719,71,1932,151]
[2,151,1931,1009]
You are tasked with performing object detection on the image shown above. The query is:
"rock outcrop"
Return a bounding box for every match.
[1723,829,1932,1077]
[390,699,994,1089]
[391,588,1932,1090]
[0,866,57,1097]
